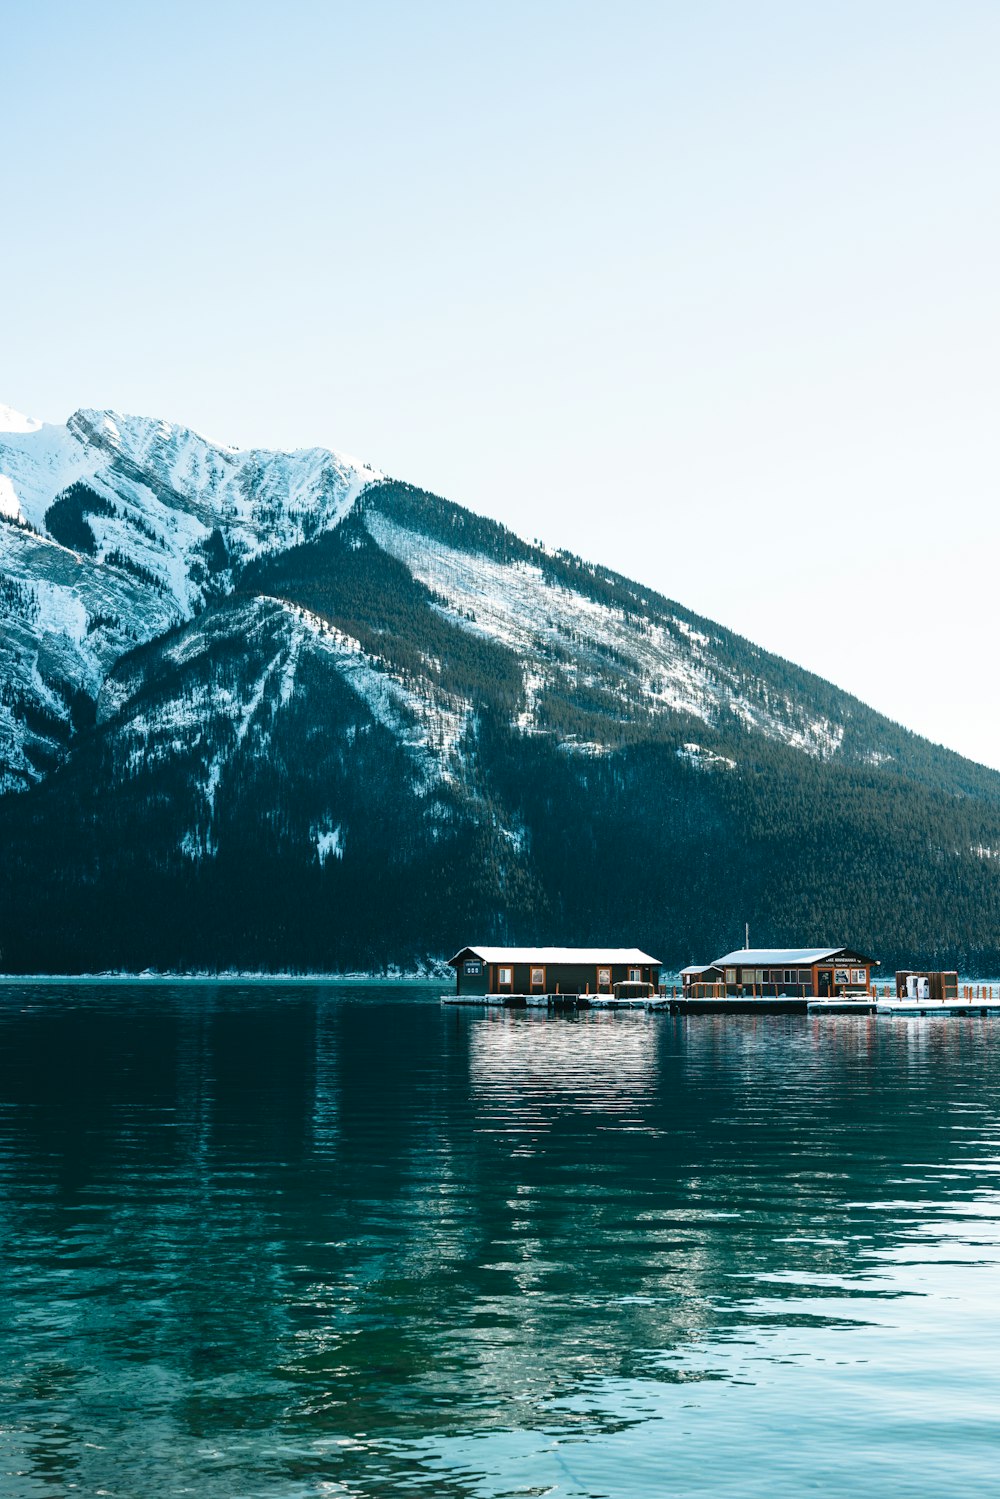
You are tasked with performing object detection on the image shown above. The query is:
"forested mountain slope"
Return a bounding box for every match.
[2,405,999,973]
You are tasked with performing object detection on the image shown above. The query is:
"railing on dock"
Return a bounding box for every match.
[958,984,997,1001]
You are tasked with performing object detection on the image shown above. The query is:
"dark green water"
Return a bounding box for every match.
[2,985,1000,1497]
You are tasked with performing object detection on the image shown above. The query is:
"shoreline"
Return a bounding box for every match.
[0,971,450,985]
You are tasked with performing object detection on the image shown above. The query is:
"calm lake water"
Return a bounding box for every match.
[2,984,1000,1497]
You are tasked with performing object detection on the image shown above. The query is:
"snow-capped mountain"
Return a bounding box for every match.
[0,403,378,791]
[3,401,1000,974]
[0,399,898,798]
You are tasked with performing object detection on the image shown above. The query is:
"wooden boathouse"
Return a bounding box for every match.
[448,947,661,1002]
[686,946,880,1002]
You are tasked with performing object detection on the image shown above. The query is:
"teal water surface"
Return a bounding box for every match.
[2,984,1000,1497]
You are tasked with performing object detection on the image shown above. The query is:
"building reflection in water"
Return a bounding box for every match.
[468,1011,659,1136]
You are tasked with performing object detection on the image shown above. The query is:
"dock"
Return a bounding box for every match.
[875,997,1000,1017]
[442,992,857,1015]
[441,992,1000,1019]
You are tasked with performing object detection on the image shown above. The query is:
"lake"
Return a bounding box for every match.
[2,983,999,1496]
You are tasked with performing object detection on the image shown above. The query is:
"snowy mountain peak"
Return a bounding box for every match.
[0,403,42,433]
[0,403,384,792]
[67,405,381,487]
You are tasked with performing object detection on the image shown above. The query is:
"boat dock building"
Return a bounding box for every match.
[684,947,879,1001]
[447,947,660,1005]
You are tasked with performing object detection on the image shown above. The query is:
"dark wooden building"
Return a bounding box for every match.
[709,946,879,999]
[448,947,661,999]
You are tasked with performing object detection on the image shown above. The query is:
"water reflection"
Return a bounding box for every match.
[1,989,1000,1496]
[469,1010,658,1129]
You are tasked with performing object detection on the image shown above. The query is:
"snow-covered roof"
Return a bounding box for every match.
[449,947,660,966]
[712,946,876,967]
[679,963,723,976]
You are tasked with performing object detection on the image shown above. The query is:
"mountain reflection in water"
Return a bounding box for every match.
[1,986,1000,1497]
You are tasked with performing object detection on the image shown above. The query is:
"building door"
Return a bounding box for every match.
[597,967,612,994]
[817,969,832,997]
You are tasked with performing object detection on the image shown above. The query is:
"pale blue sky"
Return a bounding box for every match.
[5,2,1000,764]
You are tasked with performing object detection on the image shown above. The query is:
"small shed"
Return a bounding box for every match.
[895,970,958,1001]
[448,947,661,998]
[680,963,724,996]
[711,946,879,998]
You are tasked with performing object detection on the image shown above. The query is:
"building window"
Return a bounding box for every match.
[463,961,482,976]
[725,968,736,984]
[629,968,642,982]
[530,967,545,988]
[498,967,512,987]
[851,968,866,985]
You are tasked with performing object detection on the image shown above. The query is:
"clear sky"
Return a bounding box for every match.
[5,1,1000,765]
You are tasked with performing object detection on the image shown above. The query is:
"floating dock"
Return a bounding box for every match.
[875,997,1000,1017]
[442,993,667,1011]
[442,992,1000,1018]
[442,993,851,1014]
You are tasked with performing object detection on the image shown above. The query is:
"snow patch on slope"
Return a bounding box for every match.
[314,822,345,865]
[365,512,846,759]
[0,417,101,532]
[33,581,90,646]
[677,742,737,772]
[282,601,471,786]
[366,511,715,722]
[101,598,473,851]
[0,475,22,521]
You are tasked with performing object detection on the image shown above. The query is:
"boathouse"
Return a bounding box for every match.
[706,946,880,999]
[448,947,661,999]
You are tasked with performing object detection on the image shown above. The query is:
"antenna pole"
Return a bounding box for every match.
[745,922,749,949]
